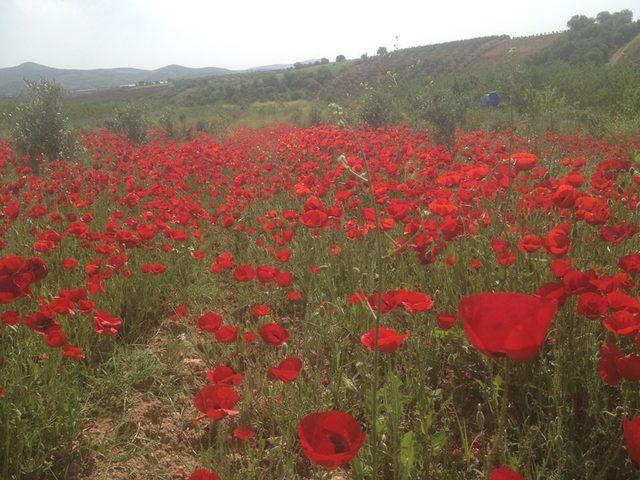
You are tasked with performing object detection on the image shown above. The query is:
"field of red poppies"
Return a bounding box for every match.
[1,124,639,480]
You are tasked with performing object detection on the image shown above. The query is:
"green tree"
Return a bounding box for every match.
[336,54,346,62]
[533,10,640,65]
[377,46,388,56]
[8,78,75,168]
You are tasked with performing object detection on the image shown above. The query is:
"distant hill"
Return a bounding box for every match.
[0,59,334,96]
[245,64,293,73]
[0,62,233,96]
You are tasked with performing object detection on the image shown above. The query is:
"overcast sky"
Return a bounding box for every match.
[0,0,636,70]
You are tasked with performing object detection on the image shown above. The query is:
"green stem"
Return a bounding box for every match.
[356,132,386,480]
[486,359,510,475]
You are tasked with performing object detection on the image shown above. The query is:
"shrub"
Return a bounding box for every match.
[8,79,76,167]
[308,105,323,125]
[105,104,148,143]
[158,113,176,138]
[413,81,469,148]
[359,89,401,129]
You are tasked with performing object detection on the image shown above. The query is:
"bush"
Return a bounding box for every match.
[359,89,401,128]
[7,79,76,167]
[158,113,176,138]
[105,104,148,143]
[413,81,469,148]
[308,105,323,125]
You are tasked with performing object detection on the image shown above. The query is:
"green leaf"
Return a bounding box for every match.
[351,458,366,479]
[493,374,503,391]
[431,431,447,454]
[400,431,416,477]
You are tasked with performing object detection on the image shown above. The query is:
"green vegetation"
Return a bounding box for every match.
[104,104,149,143]
[531,9,640,64]
[3,79,76,166]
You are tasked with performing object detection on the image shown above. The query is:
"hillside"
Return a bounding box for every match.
[320,34,559,98]
[158,33,559,106]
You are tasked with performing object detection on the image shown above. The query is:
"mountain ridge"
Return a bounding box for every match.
[0,60,330,96]
[0,62,235,95]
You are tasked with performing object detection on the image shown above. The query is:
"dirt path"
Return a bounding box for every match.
[610,32,640,65]
[74,327,207,480]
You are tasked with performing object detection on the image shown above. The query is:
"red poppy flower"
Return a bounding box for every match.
[274,249,291,262]
[360,327,410,353]
[552,184,579,209]
[550,258,572,278]
[0,310,20,325]
[623,416,640,464]
[517,235,542,253]
[562,269,596,295]
[61,258,78,270]
[243,331,256,343]
[297,410,366,469]
[491,466,526,480]
[577,292,606,318]
[190,251,205,260]
[606,291,640,313]
[198,312,223,332]
[207,365,242,386]
[193,384,239,420]
[512,152,538,172]
[436,313,456,330]
[170,304,189,321]
[598,342,622,386]
[275,270,293,287]
[233,425,255,441]
[615,354,640,381]
[189,469,220,480]
[252,304,271,317]
[603,310,640,336]
[3,201,20,219]
[458,292,557,360]
[535,281,568,307]
[256,265,278,282]
[233,264,255,282]
[140,263,167,274]
[268,357,302,382]
[620,254,640,275]
[259,322,289,346]
[215,325,238,343]
[0,255,48,304]
[288,290,302,301]
[62,345,85,360]
[300,209,329,228]
[45,328,67,347]
[543,224,571,257]
[391,290,435,313]
[93,310,122,335]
